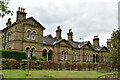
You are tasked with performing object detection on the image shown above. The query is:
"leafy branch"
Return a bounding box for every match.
[0,0,13,18]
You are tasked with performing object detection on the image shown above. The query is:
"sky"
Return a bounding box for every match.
[0,0,119,46]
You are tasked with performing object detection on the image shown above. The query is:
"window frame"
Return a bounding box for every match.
[27,30,31,39]
[32,31,36,40]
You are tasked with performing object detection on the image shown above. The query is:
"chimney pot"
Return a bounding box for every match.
[57,26,60,30]
[18,7,20,11]
[6,18,12,27]
[69,29,72,32]
[23,8,25,12]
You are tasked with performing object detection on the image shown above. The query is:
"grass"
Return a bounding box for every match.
[1,70,117,78]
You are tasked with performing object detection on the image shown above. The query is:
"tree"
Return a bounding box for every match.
[110,30,120,79]
[0,0,13,17]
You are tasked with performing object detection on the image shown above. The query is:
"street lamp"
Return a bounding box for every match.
[26,48,31,76]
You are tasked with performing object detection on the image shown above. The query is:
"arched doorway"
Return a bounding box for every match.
[93,54,95,63]
[96,55,99,63]
[42,49,47,59]
[26,47,30,58]
[31,48,35,57]
[48,50,52,60]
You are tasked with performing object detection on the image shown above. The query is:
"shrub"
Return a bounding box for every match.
[20,59,28,70]
[65,62,71,70]
[0,50,27,60]
[39,57,46,61]
[2,58,18,69]
[31,56,37,61]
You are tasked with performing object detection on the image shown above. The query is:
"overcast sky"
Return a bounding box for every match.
[0,0,119,46]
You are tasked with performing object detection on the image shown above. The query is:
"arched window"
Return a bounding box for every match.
[42,49,47,59]
[8,32,11,41]
[64,52,68,61]
[72,53,75,61]
[88,54,91,62]
[32,31,36,40]
[31,48,35,57]
[26,47,30,58]
[75,53,78,61]
[27,30,31,39]
[86,54,89,62]
[61,51,64,61]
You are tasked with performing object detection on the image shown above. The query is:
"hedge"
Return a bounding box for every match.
[2,58,118,71]
[0,50,27,60]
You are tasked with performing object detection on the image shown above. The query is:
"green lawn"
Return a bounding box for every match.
[1,70,117,78]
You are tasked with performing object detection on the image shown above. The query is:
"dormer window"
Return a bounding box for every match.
[27,30,31,39]
[32,31,36,40]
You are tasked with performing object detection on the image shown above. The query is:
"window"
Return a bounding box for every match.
[26,47,30,58]
[88,54,91,62]
[86,54,89,62]
[31,48,35,57]
[86,54,91,62]
[64,52,68,61]
[72,54,75,61]
[8,32,11,41]
[61,51,64,61]
[32,32,36,40]
[27,30,31,39]
[75,53,78,61]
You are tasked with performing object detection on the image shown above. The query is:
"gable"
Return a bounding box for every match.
[60,41,70,47]
[99,47,109,52]
[81,44,94,51]
[25,17,45,30]
[55,40,72,48]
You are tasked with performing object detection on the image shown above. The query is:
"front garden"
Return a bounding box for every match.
[0,50,118,79]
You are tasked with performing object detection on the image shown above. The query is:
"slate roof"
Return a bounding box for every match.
[43,34,109,52]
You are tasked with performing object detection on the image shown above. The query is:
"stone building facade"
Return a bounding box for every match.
[0,7,111,63]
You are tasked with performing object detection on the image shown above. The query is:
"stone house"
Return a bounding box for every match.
[0,7,111,63]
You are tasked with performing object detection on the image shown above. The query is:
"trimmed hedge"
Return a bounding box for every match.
[2,58,118,71]
[0,50,27,60]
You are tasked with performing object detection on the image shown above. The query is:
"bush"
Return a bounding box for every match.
[2,58,18,69]
[0,50,27,60]
[31,56,37,61]
[39,57,46,61]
